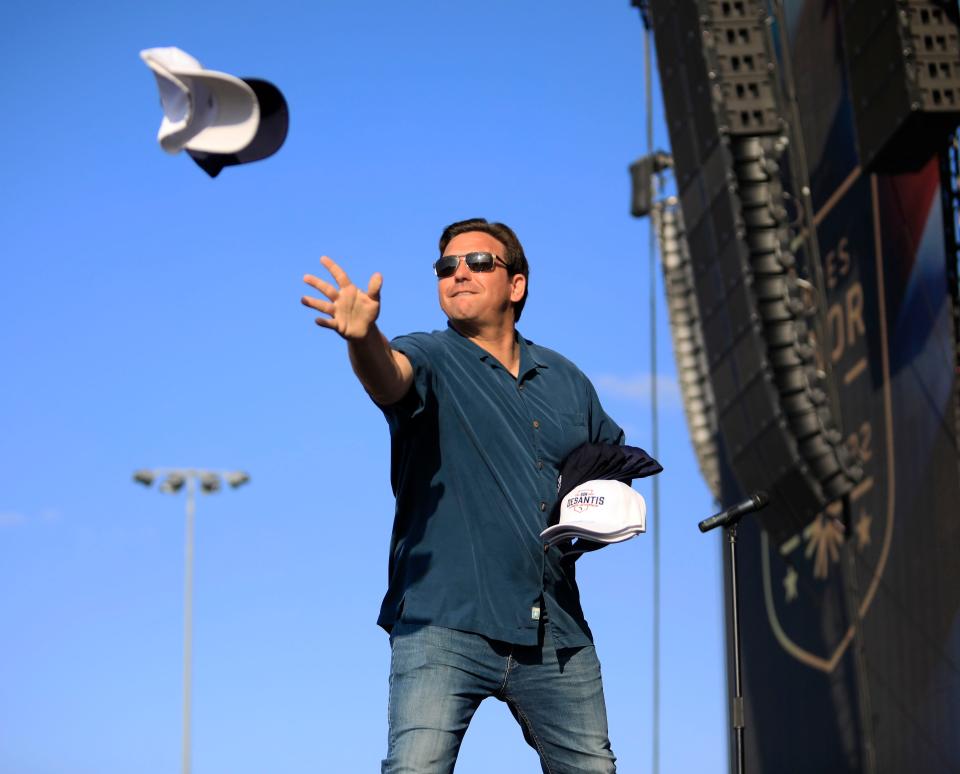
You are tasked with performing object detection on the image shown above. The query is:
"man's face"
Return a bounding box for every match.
[437,231,526,327]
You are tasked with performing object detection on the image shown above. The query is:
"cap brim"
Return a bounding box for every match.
[141,48,259,155]
[541,523,644,546]
[179,71,259,153]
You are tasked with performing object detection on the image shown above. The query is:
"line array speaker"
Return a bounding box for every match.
[653,198,721,497]
[841,0,960,172]
[649,0,861,541]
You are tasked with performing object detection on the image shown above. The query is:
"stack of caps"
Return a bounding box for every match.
[540,479,646,551]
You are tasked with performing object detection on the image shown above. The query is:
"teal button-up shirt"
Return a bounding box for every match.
[377,324,624,648]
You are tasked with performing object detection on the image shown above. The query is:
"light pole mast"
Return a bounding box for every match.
[182,475,195,774]
[133,468,250,774]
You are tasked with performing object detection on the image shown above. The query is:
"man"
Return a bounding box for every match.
[302,219,623,773]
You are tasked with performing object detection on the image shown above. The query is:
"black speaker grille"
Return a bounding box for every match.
[841,0,960,171]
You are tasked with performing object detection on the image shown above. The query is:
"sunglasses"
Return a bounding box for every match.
[433,252,509,279]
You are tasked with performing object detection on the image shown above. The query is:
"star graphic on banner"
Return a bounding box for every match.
[805,514,845,580]
[783,566,799,603]
[855,510,872,550]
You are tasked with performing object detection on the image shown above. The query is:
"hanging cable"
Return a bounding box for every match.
[643,17,661,774]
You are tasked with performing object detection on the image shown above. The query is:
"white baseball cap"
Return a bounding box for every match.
[140,46,259,155]
[540,479,647,550]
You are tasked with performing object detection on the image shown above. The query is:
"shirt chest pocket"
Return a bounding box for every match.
[538,410,588,463]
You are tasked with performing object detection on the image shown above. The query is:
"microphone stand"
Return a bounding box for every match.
[727,522,746,774]
[699,492,767,774]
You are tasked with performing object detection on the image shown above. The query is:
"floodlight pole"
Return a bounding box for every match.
[182,475,196,774]
[132,467,250,774]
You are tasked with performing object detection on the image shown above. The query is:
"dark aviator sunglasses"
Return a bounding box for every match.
[433,252,509,279]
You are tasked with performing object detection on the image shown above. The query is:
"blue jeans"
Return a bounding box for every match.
[382,621,616,773]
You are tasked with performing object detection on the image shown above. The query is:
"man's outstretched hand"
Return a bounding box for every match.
[302,256,383,340]
[301,256,413,404]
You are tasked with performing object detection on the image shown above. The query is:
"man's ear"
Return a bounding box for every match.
[510,273,526,303]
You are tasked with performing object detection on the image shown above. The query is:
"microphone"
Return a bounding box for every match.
[698,491,770,533]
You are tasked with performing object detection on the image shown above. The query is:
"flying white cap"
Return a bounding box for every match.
[140,46,259,155]
[540,479,646,550]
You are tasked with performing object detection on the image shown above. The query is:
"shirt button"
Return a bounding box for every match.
[532,419,540,429]
[537,460,544,470]
[540,501,547,512]
[518,384,525,391]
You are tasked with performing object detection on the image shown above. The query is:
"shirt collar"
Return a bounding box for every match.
[443,322,548,379]
[517,334,548,378]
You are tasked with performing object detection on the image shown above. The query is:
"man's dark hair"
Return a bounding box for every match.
[438,218,530,322]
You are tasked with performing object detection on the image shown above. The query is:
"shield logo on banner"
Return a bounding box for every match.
[759,175,896,673]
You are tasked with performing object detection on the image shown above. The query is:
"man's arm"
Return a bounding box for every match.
[302,255,413,405]
[345,327,413,406]
[586,378,625,446]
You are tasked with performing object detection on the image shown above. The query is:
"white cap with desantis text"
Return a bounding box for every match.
[140,46,259,155]
[540,479,647,549]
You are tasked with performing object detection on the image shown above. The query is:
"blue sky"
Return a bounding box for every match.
[0,2,724,772]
